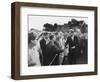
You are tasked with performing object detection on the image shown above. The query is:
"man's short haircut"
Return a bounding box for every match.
[43,32,48,36]
[49,35,54,40]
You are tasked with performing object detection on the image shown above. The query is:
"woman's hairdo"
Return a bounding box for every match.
[28,33,36,44]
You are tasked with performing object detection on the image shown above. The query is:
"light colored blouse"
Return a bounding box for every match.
[28,41,41,66]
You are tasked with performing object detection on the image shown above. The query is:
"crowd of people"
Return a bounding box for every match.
[28,28,88,66]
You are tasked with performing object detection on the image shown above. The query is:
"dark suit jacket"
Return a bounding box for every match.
[40,38,46,65]
[45,41,63,65]
[65,36,80,55]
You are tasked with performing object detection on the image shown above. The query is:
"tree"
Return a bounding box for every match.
[43,23,54,31]
[43,23,58,32]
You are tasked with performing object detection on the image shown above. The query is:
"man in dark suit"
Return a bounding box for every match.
[45,35,64,65]
[40,32,49,65]
[65,29,80,64]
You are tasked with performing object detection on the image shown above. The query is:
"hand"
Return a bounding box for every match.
[65,45,69,48]
[71,46,75,49]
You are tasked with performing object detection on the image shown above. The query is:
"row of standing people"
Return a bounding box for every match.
[28,29,87,66]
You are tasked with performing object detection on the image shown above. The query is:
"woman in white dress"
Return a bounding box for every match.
[28,32,41,66]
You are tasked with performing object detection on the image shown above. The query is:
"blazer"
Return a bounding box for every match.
[45,40,64,65]
[65,35,80,54]
[40,38,46,55]
[40,38,47,65]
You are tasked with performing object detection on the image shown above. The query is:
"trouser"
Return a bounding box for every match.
[68,53,77,64]
[59,53,64,65]
[62,56,69,65]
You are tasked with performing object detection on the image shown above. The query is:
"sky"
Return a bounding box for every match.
[28,15,88,31]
